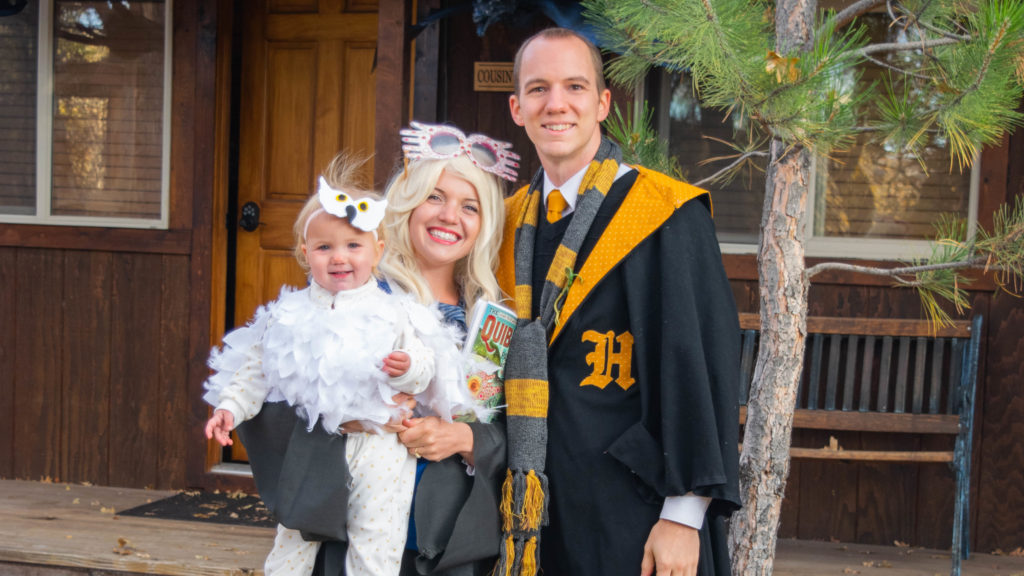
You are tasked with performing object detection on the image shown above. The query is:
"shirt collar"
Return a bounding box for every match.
[309,277,379,308]
[542,165,588,215]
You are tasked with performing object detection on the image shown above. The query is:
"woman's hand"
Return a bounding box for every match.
[398,417,475,464]
[339,393,416,434]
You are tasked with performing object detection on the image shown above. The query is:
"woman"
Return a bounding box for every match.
[238,122,516,576]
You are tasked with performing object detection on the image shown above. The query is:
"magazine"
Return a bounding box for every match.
[455,300,516,423]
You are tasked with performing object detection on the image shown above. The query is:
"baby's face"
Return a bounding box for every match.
[302,212,383,293]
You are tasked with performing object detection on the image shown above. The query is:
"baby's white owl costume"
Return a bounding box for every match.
[202,180,482,576]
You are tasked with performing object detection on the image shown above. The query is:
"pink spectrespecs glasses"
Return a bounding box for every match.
[400,121,520,182]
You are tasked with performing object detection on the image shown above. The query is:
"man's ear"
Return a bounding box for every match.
[596,88,612,123]
[509,94,525,127]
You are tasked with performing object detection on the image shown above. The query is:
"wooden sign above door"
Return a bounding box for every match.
[473,62,514,92]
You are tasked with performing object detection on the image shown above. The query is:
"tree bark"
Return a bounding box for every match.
[727,0,816,572]
[727,141,812,573]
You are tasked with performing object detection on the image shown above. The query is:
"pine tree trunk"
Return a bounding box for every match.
[728,136,812,574]
[727,0,815,571]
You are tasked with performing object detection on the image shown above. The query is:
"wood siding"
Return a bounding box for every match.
[0,248,190,489]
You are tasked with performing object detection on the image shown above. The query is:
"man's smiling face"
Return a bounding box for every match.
[509,34,611,184]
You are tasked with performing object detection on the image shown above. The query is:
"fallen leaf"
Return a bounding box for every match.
[894,540,909,547]
[100,507,115,514]
[1008,547,1024,557]
[843,569,860,574]
[113,537,136,556]
[72,498,80,505]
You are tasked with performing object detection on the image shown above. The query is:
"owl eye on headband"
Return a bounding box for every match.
[313,176,387,234]
[400,121,520,182]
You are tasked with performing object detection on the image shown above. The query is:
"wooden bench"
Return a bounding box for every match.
[737,314,983,576]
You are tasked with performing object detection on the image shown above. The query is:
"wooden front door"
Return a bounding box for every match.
[231,0,378,460]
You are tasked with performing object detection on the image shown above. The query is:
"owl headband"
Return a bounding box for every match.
[303,177,387,239]
[400,121,520,182]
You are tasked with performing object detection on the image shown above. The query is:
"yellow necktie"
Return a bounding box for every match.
[547,189,567,224]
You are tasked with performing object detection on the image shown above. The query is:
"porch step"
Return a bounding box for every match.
[0,479,273,576]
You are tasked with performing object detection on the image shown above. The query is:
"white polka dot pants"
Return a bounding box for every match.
[264,524,318,575]
[344,432,416,576]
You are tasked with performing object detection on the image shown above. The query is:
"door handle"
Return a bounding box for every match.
[239,201,261,232]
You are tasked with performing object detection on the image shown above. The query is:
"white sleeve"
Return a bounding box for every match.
[387,320,434,395]
[211,339,270,427]
[660,493,712,530]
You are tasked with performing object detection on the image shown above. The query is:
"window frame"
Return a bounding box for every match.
[640,74,982,262]
[0,0,173,230]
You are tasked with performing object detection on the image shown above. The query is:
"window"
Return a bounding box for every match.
[649,15,979,260]
[0,0,171,229]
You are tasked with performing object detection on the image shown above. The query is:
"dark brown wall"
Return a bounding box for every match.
[0,249,190,489]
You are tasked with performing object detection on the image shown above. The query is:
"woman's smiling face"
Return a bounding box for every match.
[408,170,482,274]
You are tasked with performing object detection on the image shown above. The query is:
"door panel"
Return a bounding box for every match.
[230,0,377,461]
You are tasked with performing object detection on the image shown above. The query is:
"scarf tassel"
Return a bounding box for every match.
[495,469,548,576]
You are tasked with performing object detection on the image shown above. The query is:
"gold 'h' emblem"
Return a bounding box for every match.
[581,330,635,390]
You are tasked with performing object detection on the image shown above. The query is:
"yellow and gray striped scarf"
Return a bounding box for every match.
[497,138,622,576]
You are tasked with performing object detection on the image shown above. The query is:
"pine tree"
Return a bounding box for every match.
[583,0,1024,573]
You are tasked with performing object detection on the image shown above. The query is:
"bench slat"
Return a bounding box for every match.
[738,407,961,434]
[806,333,823,409]
[859,335,875,411]
[895,337,910,413]
[790,448,954,463]
[737,313,971,337]
[825,334,841,410]
[930,339,945,414]
[843,334,857,411]
[948,338,964,415]
[739,329,756,406]
[878,336,893,412]
[912,337,928,414]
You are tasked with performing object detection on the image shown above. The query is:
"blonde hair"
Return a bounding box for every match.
[378,154,506,311]
[292,153,381,273]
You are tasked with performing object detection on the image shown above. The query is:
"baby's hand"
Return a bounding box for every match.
[205,409,235,446]
[383,351,411,377]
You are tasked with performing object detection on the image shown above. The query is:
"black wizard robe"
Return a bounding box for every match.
[496,166,742,576]
[236,402,506,576]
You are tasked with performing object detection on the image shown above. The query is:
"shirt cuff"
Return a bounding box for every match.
[660,493,711,530]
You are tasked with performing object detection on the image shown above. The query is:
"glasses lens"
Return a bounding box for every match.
[469,143,498,168]
[429,133,462,155]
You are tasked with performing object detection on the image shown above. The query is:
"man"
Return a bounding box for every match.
[496,28,742,576]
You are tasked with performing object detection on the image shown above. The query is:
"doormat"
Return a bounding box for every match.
[118,490,276,528]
